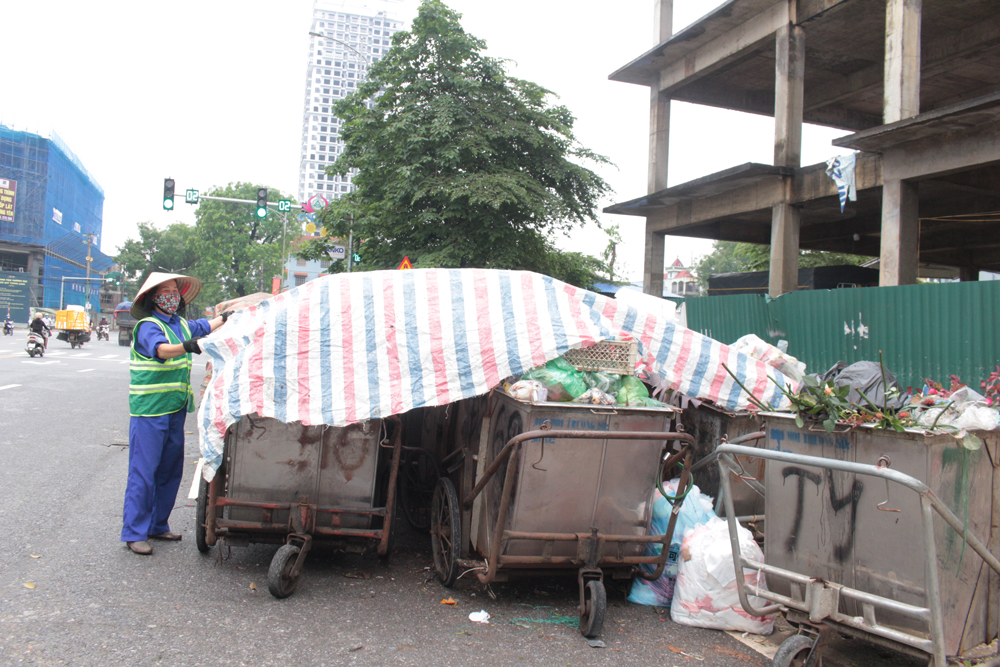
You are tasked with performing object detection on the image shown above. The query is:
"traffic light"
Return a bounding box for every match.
[163,178,175,210]
[255,188,268,218]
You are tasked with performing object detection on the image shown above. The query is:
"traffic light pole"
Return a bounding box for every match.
[192,195,303,210]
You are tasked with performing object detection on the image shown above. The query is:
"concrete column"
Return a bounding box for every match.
[773,23,805,168]
[769,19,804,297]
[653,0,672,44]
[879,179,919,285]
[884,0,922,123]
[769,200,801,297]
[648,0,672,194]
[643,223,665,298]
[959,267,980,282]
[644,0,672,298]
[648,89,670,194]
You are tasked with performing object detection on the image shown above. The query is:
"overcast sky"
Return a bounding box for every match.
[1,0,851,281]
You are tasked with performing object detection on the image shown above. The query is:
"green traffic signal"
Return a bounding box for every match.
[352,253,362,263]
[256,188,268,218]
[163,178,175,210]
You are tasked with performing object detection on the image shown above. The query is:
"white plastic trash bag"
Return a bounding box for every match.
[670,516,774,634]
[628,479,716,607]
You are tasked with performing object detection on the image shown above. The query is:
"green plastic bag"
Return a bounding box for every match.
[616,375,662,407]
[521,358,589,402]
[582,371,623,397]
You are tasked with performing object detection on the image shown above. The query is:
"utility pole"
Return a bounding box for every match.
[83,232,97,314]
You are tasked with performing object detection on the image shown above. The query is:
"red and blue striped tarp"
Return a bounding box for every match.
[197,269,792,478]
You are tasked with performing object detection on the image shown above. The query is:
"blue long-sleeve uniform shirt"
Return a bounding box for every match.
[134,311,211,362]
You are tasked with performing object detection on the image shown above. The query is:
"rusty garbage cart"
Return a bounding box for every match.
[195,414,403,599]
[430,389,694,638]
[713,415,1000,667]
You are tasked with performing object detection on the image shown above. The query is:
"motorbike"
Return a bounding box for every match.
[97,324,109,341]
[25,331,45,358]
[3,321,13,336]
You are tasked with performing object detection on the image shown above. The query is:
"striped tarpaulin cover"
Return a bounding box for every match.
[197,269,792,478]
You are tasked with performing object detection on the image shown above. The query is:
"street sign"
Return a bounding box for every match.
[277,199,292,212]
[352,253,362,264]
[328,245,346,261]
[185,189,199,204]
[397,256,413,270]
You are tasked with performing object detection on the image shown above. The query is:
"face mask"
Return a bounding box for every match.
[153,293,181,315]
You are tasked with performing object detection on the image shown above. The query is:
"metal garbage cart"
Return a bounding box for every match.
[713,414,1000,667]
[195,413,403,599]
[430,389,695,638]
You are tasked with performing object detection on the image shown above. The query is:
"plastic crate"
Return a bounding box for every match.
[561,339,638,374]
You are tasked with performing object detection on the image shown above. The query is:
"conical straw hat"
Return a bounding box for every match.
[130,272,202,319]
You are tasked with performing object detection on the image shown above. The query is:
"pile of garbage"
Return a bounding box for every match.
[505,357,665,408]
[725,335,1000,449]
[629,479,774,635]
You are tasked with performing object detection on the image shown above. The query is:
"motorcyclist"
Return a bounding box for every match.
[30,313,51,348]
[98,316,109,340]
[3,315,13,334]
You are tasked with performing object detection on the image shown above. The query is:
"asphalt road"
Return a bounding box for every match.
[0,331,912,667]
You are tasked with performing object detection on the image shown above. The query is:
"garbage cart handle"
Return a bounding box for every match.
[462,430,695,509]
[689,431,766,474]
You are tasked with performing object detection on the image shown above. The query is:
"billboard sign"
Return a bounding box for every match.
[0,270,31,322]
[0,178,16,223]
[328,245,346,261]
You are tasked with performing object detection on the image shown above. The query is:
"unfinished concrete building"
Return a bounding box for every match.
[606,0,1000,296]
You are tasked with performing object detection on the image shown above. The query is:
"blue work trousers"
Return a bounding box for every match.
[121,410,187,542]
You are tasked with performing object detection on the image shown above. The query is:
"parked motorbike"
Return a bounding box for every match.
[97,324,109,341]
[25,331,45,358]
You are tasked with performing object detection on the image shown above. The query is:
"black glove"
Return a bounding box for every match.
[182,337,204,354]
[221,310,235,323]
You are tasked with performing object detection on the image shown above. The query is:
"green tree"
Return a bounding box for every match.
[193,182,299,305]
[693,242,872,292]
[307,0,611,287]
[115,222,199,300]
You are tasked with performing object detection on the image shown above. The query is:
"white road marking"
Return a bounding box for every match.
[100,354,117,359]
[73,352,93,358]
[46,350,66,356]
[22,360,59,365]
[187,459,206,499]
[79,368,95,373]
[0,384,22,391]
[119,360,129,365]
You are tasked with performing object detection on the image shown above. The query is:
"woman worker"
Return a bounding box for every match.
[121,272,231,555]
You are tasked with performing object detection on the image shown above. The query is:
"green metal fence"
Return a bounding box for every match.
[684,281,1000,392]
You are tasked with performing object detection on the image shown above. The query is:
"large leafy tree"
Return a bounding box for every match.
[115,222,199,300]
[307,0,611,287]
[193,182,299,305]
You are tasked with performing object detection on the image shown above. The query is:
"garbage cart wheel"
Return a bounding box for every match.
[195,477,209,554]
[772,634,817,667]
[267,544,302,599]
[399,448,441,532]
[431,477,461,587]
[579,580,607,638]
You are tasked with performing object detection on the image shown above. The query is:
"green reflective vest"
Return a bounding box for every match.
[129,316,195,417]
